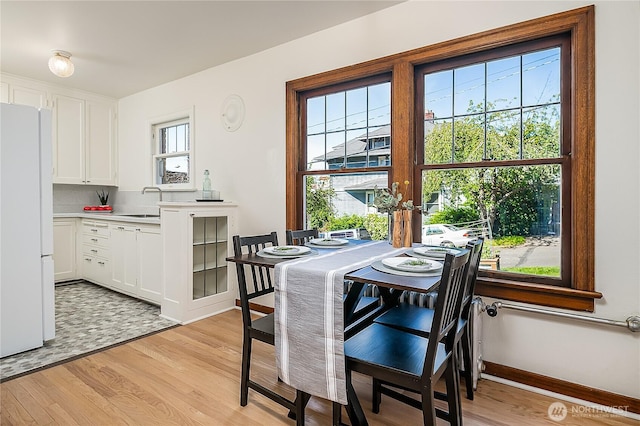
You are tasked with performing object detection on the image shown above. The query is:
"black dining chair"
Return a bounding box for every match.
[373,238,484,401]
[286,228,380,325]
[340,249,471,426]
[285,228,319,246]
[232,232,308,425]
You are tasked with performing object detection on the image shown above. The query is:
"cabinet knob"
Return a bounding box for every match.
[84,258,92,262]
[91,238,98,242]
[91,249,98,253]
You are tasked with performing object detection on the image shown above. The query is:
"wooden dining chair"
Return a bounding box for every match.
[285,228,318,246]
[341,249,471,426]
[286,228,380,325]
[232,232,308,425]
[373,238,484,401]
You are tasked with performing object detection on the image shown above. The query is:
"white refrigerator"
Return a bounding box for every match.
[1,103,55,357]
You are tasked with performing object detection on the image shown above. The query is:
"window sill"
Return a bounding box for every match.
[475,276,602,312]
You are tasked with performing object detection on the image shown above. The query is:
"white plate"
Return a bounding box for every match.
[263,245,311,256]
[381,257,443,273]
[413,246,460,259]
[309,238,349,246]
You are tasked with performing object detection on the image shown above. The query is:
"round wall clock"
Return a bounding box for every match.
[221,94,245,132]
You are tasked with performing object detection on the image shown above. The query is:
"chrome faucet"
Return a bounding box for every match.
[142,186,163,202]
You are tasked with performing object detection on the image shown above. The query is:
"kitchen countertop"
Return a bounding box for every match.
[54,212,161,225]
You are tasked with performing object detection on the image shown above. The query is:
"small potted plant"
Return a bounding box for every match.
[96,189,112,211]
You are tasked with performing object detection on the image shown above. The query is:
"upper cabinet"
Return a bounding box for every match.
[1,74,118,186]
[52,94,117,185]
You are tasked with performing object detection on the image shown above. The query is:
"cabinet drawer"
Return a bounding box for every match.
[82,233,109,248]
[82,255,110,285]
[82,243,109,259]
[82,222,110,237]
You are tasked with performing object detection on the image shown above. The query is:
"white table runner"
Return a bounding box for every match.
[274,241,405,404]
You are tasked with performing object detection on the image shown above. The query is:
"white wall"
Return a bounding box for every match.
[117,1,640,399]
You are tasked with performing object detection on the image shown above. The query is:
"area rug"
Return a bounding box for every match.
[0,281,178,382]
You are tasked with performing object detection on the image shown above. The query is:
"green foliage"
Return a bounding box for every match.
[423,101,561,238]
[305,177,335,230]
[501,266,560,277]
[96,189,109,205]
[425,206,479,225]
[494,235,526,247]
[327,214,365,231]
[363,214,389,240]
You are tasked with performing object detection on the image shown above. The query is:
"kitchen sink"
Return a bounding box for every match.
[120,214,160,218]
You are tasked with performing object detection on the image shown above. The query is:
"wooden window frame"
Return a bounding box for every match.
[286,6,598,311]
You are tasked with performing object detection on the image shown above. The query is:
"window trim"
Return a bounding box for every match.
[148,107,195,191]
[286,6,597,311]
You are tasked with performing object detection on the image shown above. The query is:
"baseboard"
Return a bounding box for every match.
[235,299,273,314]
[483,361,640,415]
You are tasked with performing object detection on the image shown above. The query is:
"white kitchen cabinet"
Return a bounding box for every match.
[52,94,117,185]
[160,202,238,324]
[53,219,77,282]
[110,222,162,304]
[52,94,84,184]
[8,84,48,109]
[81,219,111,286]
[109,224,138,296]
[137,226,163,304]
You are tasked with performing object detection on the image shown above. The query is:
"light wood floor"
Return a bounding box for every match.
[1,309,636,425]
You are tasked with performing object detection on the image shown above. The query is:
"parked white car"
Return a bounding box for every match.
[422,224,475,247]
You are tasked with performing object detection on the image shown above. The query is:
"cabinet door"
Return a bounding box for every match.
[86,100,116,185]
[137,226,162,304]
[52,94,84,184]
[110,225,137,295]
[10,85,48,109]
[53,220,76,282]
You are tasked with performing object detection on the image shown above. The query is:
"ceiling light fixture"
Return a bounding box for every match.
[48,50,74,78]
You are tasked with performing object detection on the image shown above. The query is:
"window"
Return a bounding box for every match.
[299,76,392,236]
[417,37,568,286]
[152,117,192,189]
[287,7,597,310]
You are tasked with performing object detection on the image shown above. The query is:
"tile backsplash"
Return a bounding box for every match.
[53,184,196,214]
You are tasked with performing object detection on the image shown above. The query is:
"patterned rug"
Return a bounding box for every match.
[0,281,178,382]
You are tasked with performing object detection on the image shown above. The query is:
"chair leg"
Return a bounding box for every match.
[372,378,382,413]
[460,328,474,400]
[240,333,251,406]
[445,354,463,426]
[421,383,437,426]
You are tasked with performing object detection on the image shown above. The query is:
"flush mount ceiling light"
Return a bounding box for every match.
[48,50,74,78]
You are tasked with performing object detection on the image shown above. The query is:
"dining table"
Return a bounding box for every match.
[226,239,445,426]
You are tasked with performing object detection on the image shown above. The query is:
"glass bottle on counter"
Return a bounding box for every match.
[202,169,212,200]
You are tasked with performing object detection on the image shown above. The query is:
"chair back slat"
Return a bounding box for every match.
[423,249,471,377]
[286,229,318,246]
[460,238,484,320]
[232,232,279,327]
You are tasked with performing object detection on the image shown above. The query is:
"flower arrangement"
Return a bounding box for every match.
[372,180,420,247]
[372,180,420,213]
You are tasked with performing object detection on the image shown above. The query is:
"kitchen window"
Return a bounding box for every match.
[151,111,194,190]
[286,6,598,310]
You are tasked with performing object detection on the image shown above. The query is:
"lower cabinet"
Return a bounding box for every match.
[53,219,77,282]
[160,202,238,324]
[81,219,111,286]
[109,222,162,304]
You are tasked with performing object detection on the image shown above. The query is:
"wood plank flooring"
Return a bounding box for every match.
[1,309,636,425]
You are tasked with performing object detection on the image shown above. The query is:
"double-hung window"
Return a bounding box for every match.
[152,115,193,189]
[287,6,596,310]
